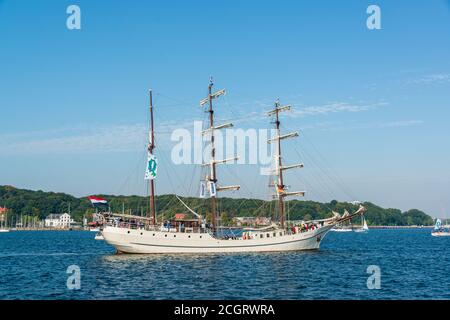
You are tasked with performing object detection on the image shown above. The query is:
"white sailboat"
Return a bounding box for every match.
[101,81,365,254]
[431,218,450,237]
[354,216,369,233]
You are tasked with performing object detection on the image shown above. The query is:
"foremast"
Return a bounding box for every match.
[148,90,157,225]
[200,78,240,231]
[268,101,305,228]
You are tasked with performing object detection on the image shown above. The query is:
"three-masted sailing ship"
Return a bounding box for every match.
[101,80,365,254]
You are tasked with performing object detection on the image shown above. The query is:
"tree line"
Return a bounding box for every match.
[0,185,434,226]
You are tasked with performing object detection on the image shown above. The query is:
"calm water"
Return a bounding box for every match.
[0,229,449,300]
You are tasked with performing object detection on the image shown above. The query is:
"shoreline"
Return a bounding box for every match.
[2,225,434,231]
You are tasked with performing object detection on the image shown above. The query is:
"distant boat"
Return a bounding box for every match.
[90,228,100,232]
[431,219,450,237]
[0,210,10,233]
[331,227,353,232]
[354,216,369,233]
[94,232,104,240]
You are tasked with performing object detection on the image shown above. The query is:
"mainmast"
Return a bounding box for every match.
[200,78,240,231]
[268,101,305,228]
[148,90,157,225]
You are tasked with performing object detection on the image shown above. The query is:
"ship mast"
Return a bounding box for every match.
[268,101,305,228]
[148,89,156,225]
[200,78,240,231]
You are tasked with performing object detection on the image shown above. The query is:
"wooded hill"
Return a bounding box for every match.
[0,185,434,226]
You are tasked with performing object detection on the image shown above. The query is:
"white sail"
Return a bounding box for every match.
[362,218,369,231]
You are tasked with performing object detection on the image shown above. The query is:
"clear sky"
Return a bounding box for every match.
[1,0,449,217]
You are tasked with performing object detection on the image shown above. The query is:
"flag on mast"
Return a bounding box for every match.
[199,181,206,198]
[209,181,217,197]
[88,196,108,206]
[145,152,158,180]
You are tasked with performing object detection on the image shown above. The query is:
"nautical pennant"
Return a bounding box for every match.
[209,181,217,197]
[199,181,206,198]
[145,152,158,180]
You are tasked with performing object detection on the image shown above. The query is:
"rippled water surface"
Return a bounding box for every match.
[0,229,449,299]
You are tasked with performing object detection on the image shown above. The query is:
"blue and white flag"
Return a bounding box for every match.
[199,181,206,198]
[145,153,158,180]
[209,181,217,197]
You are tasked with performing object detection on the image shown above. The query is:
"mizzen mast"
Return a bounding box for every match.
[200,78,240,231]
[148,89,157,225]
[268,101,305,228]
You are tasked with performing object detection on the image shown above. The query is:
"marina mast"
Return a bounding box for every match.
[268,101,305,228]
[148,90,157,225]
[200,78,240,231]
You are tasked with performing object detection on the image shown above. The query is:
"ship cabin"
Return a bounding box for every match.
[164,213,204,233]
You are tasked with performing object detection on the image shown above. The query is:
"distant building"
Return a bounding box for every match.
[45,213,74,229]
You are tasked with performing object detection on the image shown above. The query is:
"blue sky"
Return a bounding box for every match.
[1,0,449,217]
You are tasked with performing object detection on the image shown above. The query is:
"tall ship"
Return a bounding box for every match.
[101,80,365,254]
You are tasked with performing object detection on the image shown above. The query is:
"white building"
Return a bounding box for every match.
[45,213,74,229]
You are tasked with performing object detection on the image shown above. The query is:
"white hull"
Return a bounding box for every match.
[431,232,450,237]
[102,225,335,254]
[0,229,10,233]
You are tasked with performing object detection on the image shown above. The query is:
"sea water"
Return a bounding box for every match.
[0,229,449,299]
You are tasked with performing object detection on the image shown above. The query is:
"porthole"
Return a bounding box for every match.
[127,231,130,234]
[165,234,167,237]
[266,233,270,238]
[140,233,143,235]
[174,235,176,238]
[188,235,191,238]
[153,233,155,236]
[200,236,202,239]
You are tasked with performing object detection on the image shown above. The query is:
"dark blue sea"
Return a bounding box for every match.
[0,229,449,300]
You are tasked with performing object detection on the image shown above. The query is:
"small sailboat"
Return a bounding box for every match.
[0,209,10,233]
[354,216,369,233]
[431,219,450,237]
[100,81,366,254]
